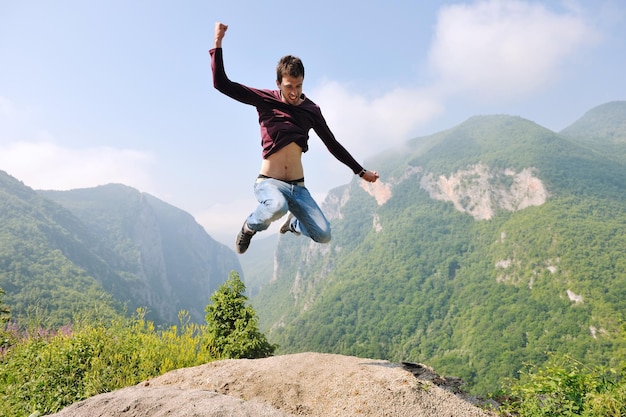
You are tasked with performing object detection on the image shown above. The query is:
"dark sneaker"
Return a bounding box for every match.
[279,213,300,235]
[235,223,256,254]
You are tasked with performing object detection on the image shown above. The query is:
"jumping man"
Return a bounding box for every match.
[210,22,379,254]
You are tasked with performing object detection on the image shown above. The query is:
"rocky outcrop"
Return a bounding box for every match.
[49,353,496,417]
[358,163,548,219]
[420,164,548,220]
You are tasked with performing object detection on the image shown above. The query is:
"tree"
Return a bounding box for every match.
[205,272,276,359]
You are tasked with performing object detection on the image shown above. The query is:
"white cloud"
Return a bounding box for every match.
[0,138,156,192]
[428,0,599,98]
[311,81,444,158]
[0,97,156,193]
[301,1,600,162]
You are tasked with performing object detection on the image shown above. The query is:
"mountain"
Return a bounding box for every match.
[0,171,123,326]
[0,175,241,325]
[250,101,626,394]
[560,100,626,160]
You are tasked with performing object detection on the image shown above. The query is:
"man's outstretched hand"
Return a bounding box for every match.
[361,170,379,183]
[214,22,228,48]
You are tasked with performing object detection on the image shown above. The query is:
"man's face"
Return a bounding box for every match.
[277,74,303,105]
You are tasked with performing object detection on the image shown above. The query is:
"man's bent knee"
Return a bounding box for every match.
[313,229,331,244]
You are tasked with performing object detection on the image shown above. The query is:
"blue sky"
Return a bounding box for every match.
[1,0,625,245]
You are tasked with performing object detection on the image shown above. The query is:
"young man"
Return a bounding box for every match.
[210,22,379,254]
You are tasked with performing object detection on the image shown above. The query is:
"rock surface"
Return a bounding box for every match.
[50,352,496,417]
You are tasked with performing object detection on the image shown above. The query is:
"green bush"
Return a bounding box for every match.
[499,353,626,417]
[0,309,214,416]
[205,271,277,359]
[0,272,275,416]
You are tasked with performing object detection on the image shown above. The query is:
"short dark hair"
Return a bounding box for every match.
[276,55,305,82]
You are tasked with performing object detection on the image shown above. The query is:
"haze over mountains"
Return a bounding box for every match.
[1,101,625,393]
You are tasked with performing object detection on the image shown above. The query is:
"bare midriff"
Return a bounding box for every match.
[259,142,305,181]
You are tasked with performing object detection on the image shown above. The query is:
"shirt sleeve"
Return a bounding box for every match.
[313,113,364,175]
[210,48,267,106]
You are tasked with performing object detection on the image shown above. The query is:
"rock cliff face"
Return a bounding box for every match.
[420,164,548,220]
[139,193,242,324]
[358,163,548,220]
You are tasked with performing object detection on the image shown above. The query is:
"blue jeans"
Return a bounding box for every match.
[246,177,331,243]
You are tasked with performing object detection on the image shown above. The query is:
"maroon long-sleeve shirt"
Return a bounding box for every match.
[210,47,364,175]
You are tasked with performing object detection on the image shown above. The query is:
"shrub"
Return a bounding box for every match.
[499,353,626,417]
[0,309,214,416]
[0,272,277,415]
[205,271,277,359]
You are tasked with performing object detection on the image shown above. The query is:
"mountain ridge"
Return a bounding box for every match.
[40,183,242,324]
[1,175,241,325]
[251,101,626,393]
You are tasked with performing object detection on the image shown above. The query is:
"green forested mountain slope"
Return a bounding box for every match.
[40,184,242,324]
[0,176,241,326]
[560,100,626,159]
[0,172,123,326]
[252,101,626,394]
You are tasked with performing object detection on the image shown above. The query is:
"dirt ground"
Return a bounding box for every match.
[49,352,498,417]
